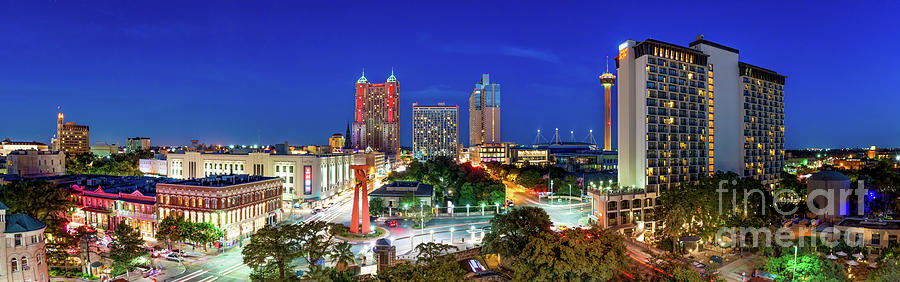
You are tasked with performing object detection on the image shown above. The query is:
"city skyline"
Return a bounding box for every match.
[2,1,899,149]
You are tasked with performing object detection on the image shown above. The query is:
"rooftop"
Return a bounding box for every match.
[809,170,850,181]
[837,218,900,230]
[688,38,740,54]
[369,181,434,197]
[173,174,279,187]
[72,175,178,196]
[7,150,62,156]
[1,139,47,146]
[5,214,47,233]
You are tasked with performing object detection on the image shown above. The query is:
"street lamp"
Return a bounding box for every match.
[419,203,424,229]
[449,226,455,243]
[792,245,798,281]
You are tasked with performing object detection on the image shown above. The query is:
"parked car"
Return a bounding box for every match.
[385,220,398,228]
[312,208,323,214]
[166,253,183,262]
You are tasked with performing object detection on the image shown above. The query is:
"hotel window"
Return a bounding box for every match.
[872,234,881,245]
[14,234,22,246]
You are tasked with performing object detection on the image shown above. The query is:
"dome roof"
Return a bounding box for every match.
[357,73,368,84]
[809,170,850,181]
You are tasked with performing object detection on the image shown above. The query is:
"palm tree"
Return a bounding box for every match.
[330,242,356,273]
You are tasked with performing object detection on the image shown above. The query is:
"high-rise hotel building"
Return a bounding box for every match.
[412,103,459,161]
[616,35,785,191]
[469,74,501,146]
[352,71,400,155]
[56,108,90,155]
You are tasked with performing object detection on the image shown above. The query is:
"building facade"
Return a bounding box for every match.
[139,159,168,176]
[329,134,345,153]
[352,71,400,155]
[597,36,785,238]
[0,202,49,282]
[6,150,65,177]
[616,36,785,191]
[165,152,353,207]
[90,142,118,157]
[616,38,712,192]
[469,74,501,146]
[0,139,48,157]
[56,110,90,156]
[412,103,459,161]
[469,143,511,165]
[368,181,434,209]
[126,137,151,153]
[73,185,159,239]
[510,147,550,165]
[690,37,785,188]
[156,175,282,242]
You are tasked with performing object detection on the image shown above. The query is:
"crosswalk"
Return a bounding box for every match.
[170,262,247,282]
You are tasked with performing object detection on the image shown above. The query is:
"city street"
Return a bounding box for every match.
[161,245,250,282]
[150,176,592,281]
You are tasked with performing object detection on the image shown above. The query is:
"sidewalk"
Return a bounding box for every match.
[718,254,763,282]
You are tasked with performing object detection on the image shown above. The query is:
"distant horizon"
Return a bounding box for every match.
[2,1,899,149]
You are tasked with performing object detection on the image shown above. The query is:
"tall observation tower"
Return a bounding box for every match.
[599,56,616,151]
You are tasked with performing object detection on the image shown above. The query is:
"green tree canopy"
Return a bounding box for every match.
[656,171,779,248]
[0,179,75,265]
[511,227,628,281]
[242,224,304,281]
[386,157,506,206]
[414,242,458,263]
[482,206,552,258]
[763,251,845,282]
[109,222,147,276]
[369,197,387,215]
[155,216,185,249]
[869,258,900,282]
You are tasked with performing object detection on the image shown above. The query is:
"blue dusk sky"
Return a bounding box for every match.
[1,1,898,149]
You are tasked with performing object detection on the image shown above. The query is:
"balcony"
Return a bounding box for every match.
[116,210,157,221]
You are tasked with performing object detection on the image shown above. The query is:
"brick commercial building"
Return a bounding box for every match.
[156,175,283,242]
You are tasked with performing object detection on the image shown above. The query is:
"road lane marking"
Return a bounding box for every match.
[172,269,208,282]
[218,263,245,276]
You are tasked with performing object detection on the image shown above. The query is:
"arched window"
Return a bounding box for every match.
[36,253,42,265]
[21,256,28,269]
[11,258,17,272]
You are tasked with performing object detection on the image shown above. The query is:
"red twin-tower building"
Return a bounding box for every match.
[351,70,400,155]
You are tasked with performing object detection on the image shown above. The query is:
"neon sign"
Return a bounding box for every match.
[618,48,627,61]
[304,166,312,195]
